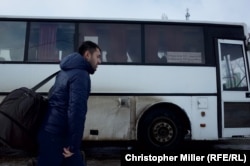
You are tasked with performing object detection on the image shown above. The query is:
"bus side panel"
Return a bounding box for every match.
[91,65,217,94]
[83,95,219,141]
[190,96,218,140]
[0,64,59,93]
[84,96,131,140]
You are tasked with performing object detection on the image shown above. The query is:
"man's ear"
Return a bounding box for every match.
[84,51,91,60]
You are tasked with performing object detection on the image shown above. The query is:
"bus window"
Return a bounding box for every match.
[0,21,26,61]
[145,25,205,64]
[79,23,141,63]
[28,22,75,62]
[220,43,247,91]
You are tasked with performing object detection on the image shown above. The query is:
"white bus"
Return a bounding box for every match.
[0,16,250,150]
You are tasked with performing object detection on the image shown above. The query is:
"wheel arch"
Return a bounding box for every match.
[136,102,191,140]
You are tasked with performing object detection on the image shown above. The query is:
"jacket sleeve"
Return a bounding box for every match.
[67,71,90,153]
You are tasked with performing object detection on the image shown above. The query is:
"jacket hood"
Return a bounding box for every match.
[60,53,95,74]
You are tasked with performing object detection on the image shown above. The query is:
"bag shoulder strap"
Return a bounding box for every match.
[31,71,60,91]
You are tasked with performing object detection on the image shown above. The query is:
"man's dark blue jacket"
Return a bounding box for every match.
[42,52,94,153]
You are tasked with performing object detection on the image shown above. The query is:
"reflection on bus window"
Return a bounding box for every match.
[79,23,142,63]
[145,25,205,64]
[0,21,26,61]
[220,43,247,91]
[28,22,75,62]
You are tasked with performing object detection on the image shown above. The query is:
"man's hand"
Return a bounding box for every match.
[62,147,74,158]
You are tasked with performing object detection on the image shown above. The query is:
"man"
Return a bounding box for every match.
[37,41,101,166]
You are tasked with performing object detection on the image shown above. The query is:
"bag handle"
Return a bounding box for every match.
[31,71,60,91]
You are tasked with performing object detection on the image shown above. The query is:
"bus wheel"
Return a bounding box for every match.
[138,109,184,150]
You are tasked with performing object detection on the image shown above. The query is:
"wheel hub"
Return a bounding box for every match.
[151,119,174,144]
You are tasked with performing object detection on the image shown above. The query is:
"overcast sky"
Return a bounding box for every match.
[0,0,249,31]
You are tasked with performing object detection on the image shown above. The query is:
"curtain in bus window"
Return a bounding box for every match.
[37,24,57,62]
[79,23,141,63]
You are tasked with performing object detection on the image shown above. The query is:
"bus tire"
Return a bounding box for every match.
[137,108,184,150]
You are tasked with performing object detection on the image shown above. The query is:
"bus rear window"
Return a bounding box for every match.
[145,25,205,64]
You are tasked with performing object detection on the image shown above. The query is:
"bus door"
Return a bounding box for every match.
[218,39,250,138]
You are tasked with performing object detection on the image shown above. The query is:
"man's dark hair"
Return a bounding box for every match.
[78,41,101,55]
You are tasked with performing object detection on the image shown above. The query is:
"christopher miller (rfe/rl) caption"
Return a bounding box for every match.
[122,153,248,165]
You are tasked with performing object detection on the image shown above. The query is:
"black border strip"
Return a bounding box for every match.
[0,92,218,97]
